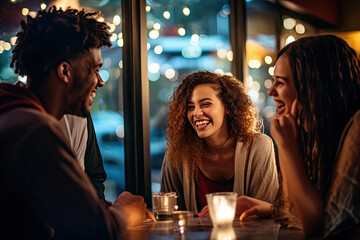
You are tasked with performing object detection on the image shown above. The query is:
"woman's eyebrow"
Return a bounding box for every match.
[199,98,213,102]
[187,98,213,104]
[274,75,289,82]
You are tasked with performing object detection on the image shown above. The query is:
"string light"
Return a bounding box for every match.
[178,28,186,36]
[154,45,163,54]
[295,23,305,34]
[113,15,121,25]
[183,7,190,16]
[163,10,170,19]
[283,18,296,30]
[22,8,29,16]
[264,56,272,64]
[40,3,47,10]
[285,36,295,45]
[153,23,161,30]
[149,30,160,39]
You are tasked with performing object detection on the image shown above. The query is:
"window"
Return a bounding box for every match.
[146,0,232,193]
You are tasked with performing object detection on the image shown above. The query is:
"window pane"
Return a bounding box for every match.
[246,1,318,136]
[246,1,278,136]
[0,0,124,203]
[147,0,232,194]
[82,1,125,203]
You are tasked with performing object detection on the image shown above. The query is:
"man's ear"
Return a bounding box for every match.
[57,61,71,83]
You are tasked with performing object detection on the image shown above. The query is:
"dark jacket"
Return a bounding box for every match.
[0,83,126,239]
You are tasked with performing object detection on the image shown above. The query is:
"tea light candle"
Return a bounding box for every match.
[214,197,235,224]
[206,192,237,227]
[172,211,192,231]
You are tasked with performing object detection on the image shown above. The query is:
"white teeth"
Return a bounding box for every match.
[275,101,284,107]
[91,92,96,97]
[195,120,210,128]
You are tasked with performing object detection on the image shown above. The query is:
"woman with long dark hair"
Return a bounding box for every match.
[238,35,360,238]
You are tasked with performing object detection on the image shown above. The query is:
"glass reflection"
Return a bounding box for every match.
[210,227,236,240]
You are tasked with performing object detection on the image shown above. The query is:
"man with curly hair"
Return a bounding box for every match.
[0,6,153,239]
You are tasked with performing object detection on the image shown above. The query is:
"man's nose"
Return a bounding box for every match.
[97,74,105,88]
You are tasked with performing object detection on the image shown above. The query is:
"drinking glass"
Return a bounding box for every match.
[152,192,177,220]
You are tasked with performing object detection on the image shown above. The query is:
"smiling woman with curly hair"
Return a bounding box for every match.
[161,71,279,217]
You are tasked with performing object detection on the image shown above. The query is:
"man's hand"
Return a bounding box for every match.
[112,191,155,227]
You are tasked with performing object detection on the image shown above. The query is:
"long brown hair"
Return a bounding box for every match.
[166,71,262,174]
[277,35,360,198]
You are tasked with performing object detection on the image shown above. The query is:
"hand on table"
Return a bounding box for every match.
[112,191,156,227]
[198,205,210,218]
[236,196,273,221]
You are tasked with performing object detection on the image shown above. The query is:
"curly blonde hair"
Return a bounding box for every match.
[166,71,262,174]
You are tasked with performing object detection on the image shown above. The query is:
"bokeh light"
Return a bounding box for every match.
[283,18,296,30]
[183,7,190,16]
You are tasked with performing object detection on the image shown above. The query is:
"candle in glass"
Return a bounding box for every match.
[206,192,237,227]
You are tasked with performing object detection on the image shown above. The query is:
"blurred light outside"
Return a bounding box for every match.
[178,28,186,36]
[285,35,295,45]
[295,23,305,34]
[283,17,296,30]
[264,56,272,64]
[163,11,170,19]
[183,7,190,16]
[113,15,121,25]
[22,8,29,15]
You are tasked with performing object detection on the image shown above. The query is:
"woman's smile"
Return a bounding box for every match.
[187,84,228,141]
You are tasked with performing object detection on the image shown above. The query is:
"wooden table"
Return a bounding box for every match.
[126,217,305,239]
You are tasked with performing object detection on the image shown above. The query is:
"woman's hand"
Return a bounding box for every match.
[198,205,210,218]
[236,196,273,221]
[270,99,298,148]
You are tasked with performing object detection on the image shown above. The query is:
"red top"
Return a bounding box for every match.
[195,169,234,211]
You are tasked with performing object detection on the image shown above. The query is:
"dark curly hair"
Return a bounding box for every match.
[166,71,262,173]
[10,6,112,86]
[277,34,360,198]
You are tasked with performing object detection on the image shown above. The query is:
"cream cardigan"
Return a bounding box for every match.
[161,133,279,213]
